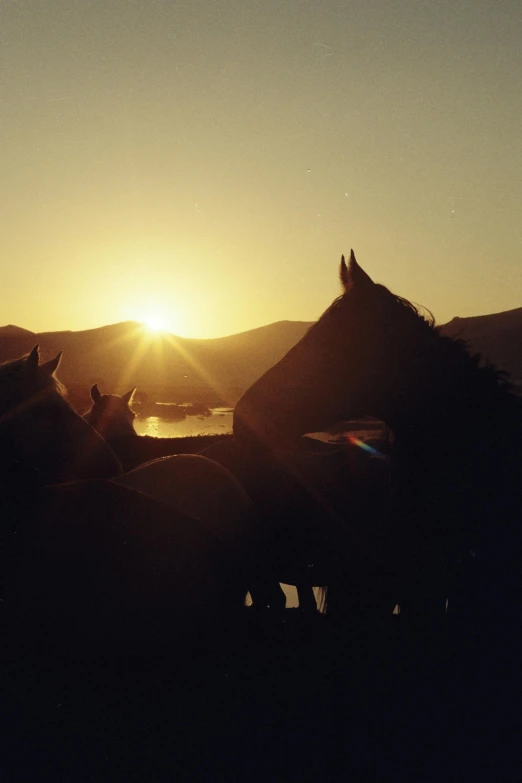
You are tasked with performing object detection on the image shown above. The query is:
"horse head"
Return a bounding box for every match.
[85,384,137,440]
[234,251,437,452]
[0,344,63,417]
[0,345,122,481]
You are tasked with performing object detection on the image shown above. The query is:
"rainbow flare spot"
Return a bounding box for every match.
[347,435,385,458]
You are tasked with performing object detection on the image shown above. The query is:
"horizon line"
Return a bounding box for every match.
[2,302,522,341]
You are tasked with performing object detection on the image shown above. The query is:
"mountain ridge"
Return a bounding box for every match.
[0,320,315,408]
[1,307,520,408]
[438,306,522,388]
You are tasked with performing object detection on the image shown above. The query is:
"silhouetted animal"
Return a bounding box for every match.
[234,251,522,635]
[114,454,253,552]
[84,384,230,471]
[0,348,248,649]
[201,431,390,612]
[0,352,250,546]
[83,384,263,593]
[2,479,247,653]
[85,384,390,611]
[0,345,122,482]
[0,365,251,561]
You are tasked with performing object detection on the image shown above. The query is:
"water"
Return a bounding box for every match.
[134,408,234,438]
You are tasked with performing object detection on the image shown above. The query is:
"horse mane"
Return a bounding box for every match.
[440,336,515,391]
[384,287,516,399]
[45,371,67,398]
[314,282,515,398]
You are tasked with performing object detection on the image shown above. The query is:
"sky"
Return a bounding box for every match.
[1,0,521,338]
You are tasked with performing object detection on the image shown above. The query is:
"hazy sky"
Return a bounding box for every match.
[1,0,521,337]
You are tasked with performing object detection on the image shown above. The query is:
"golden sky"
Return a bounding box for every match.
[1,1,521,337]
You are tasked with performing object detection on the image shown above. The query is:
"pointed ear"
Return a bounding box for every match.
[348,249,374,288]
[90,384,102,404]
[26,344,40,371]
[121,386,136,405]
[340,250,374,292]
[340,255,350,290]
[41,351,62,376]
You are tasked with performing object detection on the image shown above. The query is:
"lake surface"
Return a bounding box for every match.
[134,408,234,438]
[133,407,351,443]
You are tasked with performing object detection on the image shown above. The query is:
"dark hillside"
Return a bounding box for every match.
[0,320,312,406]
[1,306,520,405]
[440,306,522,388]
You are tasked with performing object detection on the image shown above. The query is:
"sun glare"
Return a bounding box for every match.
[125,298,189,336]
[140,313,169,333]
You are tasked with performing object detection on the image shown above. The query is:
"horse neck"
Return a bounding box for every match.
[4,395,122,482]
[387,356,522,516]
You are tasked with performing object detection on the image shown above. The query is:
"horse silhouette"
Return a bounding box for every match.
[84,383,137,440]
[0,345,122,482]
[235,251,522,635]
[83,384,267,599]
[3,364,255,562]
[200,434,390,613]
[114,454,253,552]
[84,383,391,611]
[0,350,251,549]
[0,347,251,649]
[2,479,248,653]
[84,383,230,471]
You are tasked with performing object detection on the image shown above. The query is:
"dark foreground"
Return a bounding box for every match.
[2,608,520,783]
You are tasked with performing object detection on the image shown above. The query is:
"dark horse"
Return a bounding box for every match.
[0,347,248,651]
[0,346,122,482]
[84,383,391,612]
[84,384,230,471]
[234,251,522,637]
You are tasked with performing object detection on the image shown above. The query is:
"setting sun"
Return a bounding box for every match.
[121,295,196,337]
[141,314,169,333]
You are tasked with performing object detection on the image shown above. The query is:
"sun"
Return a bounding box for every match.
[125,299,187,335]
[139,312,171,333]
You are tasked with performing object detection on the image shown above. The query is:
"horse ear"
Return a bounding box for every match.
[340,250,374,292]
[348,249,374,288]
[121,387,136,405]
[91,384,102,404]
[26,344,40,371]
[41,351,62,376]
[340,255,351,290]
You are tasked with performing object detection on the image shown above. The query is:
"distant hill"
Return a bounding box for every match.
[439,307,522,389]
[0,320,313,408]
[0,306,520,408]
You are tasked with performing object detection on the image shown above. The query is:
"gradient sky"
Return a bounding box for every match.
[1,0,521,337]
